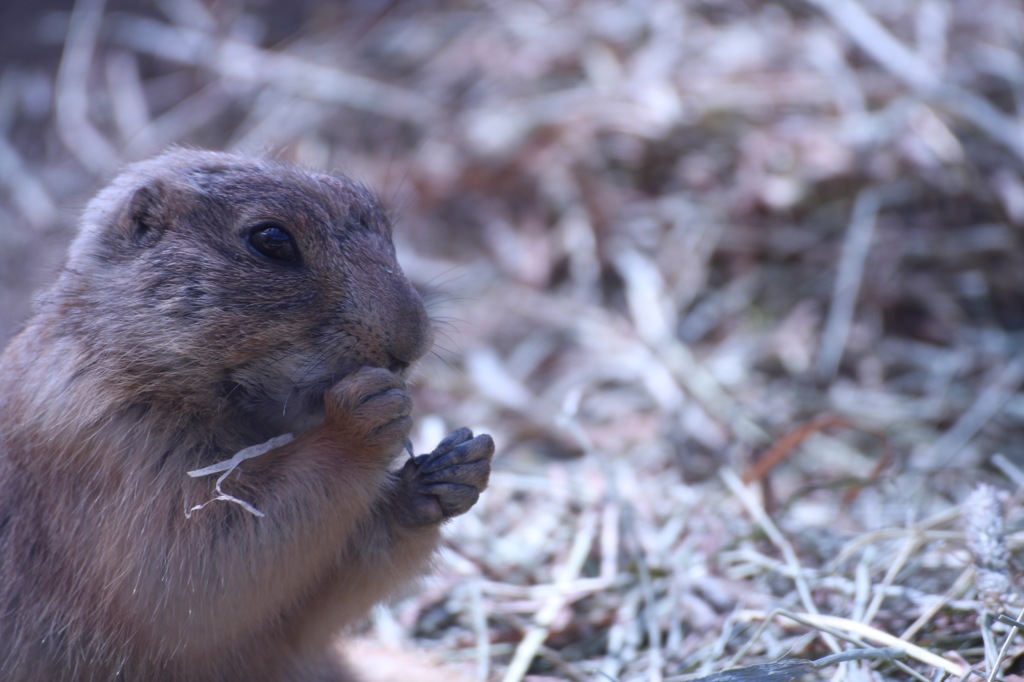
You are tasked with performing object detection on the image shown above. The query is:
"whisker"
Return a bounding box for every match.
[426,348,456,372]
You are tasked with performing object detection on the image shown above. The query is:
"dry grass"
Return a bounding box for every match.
[3,0,1024,680]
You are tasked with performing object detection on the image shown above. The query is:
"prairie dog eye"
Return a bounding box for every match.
[248,223,300,263]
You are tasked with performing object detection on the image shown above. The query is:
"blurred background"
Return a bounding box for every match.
[2,1,1024,680]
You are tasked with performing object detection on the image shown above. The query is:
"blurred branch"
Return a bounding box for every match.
[808,0,1024,160]
[689,647,909,682]
[104,51,154,151]
[110,15,439,125]
[0,135,57,229]
[733,609,966,679]
[125,84,234,158]
[56,0,120,173]
[720,469,843,653]
[501,510,598,682]
[927,352,1024,470]
[816,188,879,382]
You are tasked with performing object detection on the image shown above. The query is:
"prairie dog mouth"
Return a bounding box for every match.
[225,354,413,436]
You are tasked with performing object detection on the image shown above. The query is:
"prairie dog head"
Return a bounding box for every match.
[57,149,433,433]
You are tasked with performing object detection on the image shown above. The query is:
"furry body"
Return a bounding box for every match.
[0,150,493,681]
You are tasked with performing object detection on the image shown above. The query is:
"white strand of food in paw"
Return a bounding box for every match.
[185,433,295,519]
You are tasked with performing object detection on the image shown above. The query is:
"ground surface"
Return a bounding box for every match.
[2,1,1024,680]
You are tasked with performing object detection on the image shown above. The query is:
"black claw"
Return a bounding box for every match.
[427,436,493,473]
[432,428,474,456]
[421,460,491,486]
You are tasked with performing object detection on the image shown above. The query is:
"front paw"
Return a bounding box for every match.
[394,428,495,526]
[322,367,412,459]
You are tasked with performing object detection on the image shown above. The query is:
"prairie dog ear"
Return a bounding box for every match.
[114,181,173,248]
[69,163,198,267]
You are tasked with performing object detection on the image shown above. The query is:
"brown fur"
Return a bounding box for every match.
[0,150,494,681]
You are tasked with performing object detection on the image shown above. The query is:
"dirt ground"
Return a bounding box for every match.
[2,1,1024,680]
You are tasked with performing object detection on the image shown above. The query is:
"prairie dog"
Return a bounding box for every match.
[0,150,494,681]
